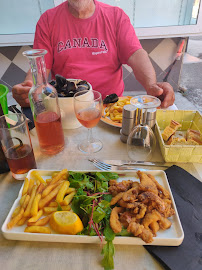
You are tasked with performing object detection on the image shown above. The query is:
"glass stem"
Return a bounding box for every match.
[87,128,93,144]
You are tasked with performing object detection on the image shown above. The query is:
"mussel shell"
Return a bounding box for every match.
[58,93,66,97]
[77,80,88,86]
[50,77,90,97]
[55,74,67,88]
[103,93,119,104]
[49,80,57,87]
[66,91,76,97]
[77,84,89,91]
[66,81,76,92]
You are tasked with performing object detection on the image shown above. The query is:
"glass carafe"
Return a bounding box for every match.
[23,49,65,155]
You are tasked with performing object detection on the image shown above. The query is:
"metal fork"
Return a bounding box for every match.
[88,158,145,171]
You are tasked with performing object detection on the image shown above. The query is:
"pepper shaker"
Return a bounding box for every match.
[120,105,136,143]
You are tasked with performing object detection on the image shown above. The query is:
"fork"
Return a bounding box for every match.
[88,158,145,171]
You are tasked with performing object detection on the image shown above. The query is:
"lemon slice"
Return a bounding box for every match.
[49,211,83,234]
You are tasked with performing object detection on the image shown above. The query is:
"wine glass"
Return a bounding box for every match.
[74,90,103,154]
[127,95,161,161]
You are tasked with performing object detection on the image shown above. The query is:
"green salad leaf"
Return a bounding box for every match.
[101,240,115,270]
[68,171,119,270]
[56,201,63,211]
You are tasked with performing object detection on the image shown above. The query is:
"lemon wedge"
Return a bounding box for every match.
[49,211,83,234]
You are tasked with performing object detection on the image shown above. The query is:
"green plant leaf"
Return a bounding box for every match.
[56,201,62,211]
[93,206,106,223]
[101,240,115,270]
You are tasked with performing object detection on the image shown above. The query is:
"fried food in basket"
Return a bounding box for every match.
[167,136,187,145]
[186,129,202,145]
[109,171,175,243]
[7,170,76,233]
[162,120,181,142]
[169,120,182,130]
[162,126,176,142]
[162,120,202,146]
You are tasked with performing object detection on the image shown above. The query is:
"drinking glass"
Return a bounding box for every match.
[0,113,37,180]
[74,90,103,153]
[127,95,161,161]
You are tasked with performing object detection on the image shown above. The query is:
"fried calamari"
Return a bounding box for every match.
[109,171,175,243]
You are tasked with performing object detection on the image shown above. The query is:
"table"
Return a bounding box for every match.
[0,121,201,270]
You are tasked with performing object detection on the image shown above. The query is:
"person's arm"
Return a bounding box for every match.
[12,69,51,107]
[128,49,175,108]
[128,49,157,90]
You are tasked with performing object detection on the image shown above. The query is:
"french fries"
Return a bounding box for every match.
[44,205,71,214]
[22,178,29,196]
[22,195,30,209]
[50,169,68,185]
[7,169,76,234]
[24,226,51,234]
[7,208,24,229]
[66,187,76,195]
[27,215,51,227]
[27,179,35,195]
[42,180,63,198]
[17,216,27,226]
[29,209,43,222]
[38,183,63,209]
[11,206,21,218]
[56,181,70,203]
[104,96,131,123]
[30,193,41,217]
[24,185,37,217]
[63,191,76,206]
[30,171,46,184]
[19,194,27,206]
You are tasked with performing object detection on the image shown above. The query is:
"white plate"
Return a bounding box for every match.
[101,97,131,128]
[1,169,184,246]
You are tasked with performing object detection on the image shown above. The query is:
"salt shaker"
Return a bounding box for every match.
[120,105,136,143]
[142,108,156,130]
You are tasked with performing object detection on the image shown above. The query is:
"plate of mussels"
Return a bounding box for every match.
[50,74,92,97]
[49,75,92,129]
[50,75,123,128]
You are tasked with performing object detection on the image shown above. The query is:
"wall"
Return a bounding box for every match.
[0,37,183,104]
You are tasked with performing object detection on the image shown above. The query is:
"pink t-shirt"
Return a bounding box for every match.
[33,1,142,99]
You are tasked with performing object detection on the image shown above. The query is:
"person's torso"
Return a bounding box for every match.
[45,1,125,98]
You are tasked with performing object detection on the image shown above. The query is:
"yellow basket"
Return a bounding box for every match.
[155,110,202,163]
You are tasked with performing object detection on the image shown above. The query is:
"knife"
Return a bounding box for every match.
[101,160,169,167]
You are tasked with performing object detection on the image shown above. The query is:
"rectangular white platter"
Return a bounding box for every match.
[1,169,184,246]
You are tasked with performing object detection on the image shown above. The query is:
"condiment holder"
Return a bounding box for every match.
[125,95,161,161]
[120,95,160,143]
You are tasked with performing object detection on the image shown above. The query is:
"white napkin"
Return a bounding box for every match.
[161,104,178,110]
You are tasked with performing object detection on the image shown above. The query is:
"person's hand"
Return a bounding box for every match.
[12,80,32,107]
[146,82,175,108]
